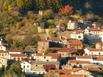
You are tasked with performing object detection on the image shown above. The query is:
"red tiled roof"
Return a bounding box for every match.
[88,48,103,51]
[36,53,43,56]
[59,48,76,51]
[49,37,61,42]
[43,64,56,71]
[76,29,84,33]
[89,28,101,31]
[10,54,27,57]
[77,56,92,59]
[50,68,81,74]
[68,39,82,45]
[9,49,23,52]
[22,58,30,61]
[46,53,61,59]
[69,60,90,64]
[84,66,101,72]
[96,57,103,61]
[61,74,86,77]
[96,42,103,46]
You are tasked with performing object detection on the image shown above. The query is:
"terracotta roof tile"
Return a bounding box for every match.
[76,29,84,33]
[69,60,90,64]
[10,54,27,57]
[68,39,82,45]
[89,28,101,31]
[46,53,61,59]
[49,37,61,42]
[50,68,81,74]
[96,42,103,46]
[88,48,103,51]
[96,57,103,61]
[9,49,23,52]
[84,66,101,72]
[77,56,92,59]
[61,74,86,77]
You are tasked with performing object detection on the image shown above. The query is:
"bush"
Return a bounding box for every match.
[42,9,53,19]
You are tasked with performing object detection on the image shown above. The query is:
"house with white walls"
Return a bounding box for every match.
[21,61,31,73]
[84,48,103,56]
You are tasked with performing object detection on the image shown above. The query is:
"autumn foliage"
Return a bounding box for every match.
[60,5,73,15]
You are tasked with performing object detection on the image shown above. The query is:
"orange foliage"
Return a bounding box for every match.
[60,5,73,15]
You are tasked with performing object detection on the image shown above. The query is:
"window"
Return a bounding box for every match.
[78,36,81,38]
[27,65,29,68]
[24,66,25,68]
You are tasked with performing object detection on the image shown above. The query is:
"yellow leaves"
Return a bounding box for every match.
[48,19,55,25]
[16,22,24,30]
[3,0,9,10]
[16,0,24,9]
[42,9,53,19]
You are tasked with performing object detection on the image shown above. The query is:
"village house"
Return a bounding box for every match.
[59,30,84,41]
[89,28,103,35]
[61,74,87,77]
[68,60,91,67]
[0,38,9,51]
[0,51,9,59]
[59,31,71,40]
[67,20,76,30]
[9,49,22,54]
[8,49,28,61]
[96,42,103,49]
[48,37,62,43]
[84,28,90,34]
[67,39,83,49]
[50,68,93,77]
[37,39,49,53]
[30,61,59,74]
[71,69,93,77]
[50,68,81,75]
[83,65,102,72]
[57,48,77,57]
[76,55,103,65]
[84,28,103,36]
[70,30,84,40]
[84,48,103,56]
[76,56,93,62]
[9,54,28,61]
[37,37,63,53]
[21,61,31,73]
[92,57,103,65]
[33,53,61,62]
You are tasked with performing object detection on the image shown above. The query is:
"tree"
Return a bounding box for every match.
[2,61,24,77]
[42,9,53,19]
[60,5,73,15]
[35,0,46,10]
[16,0,33,10]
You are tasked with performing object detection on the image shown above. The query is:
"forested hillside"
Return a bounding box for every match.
[0,0,103,50]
